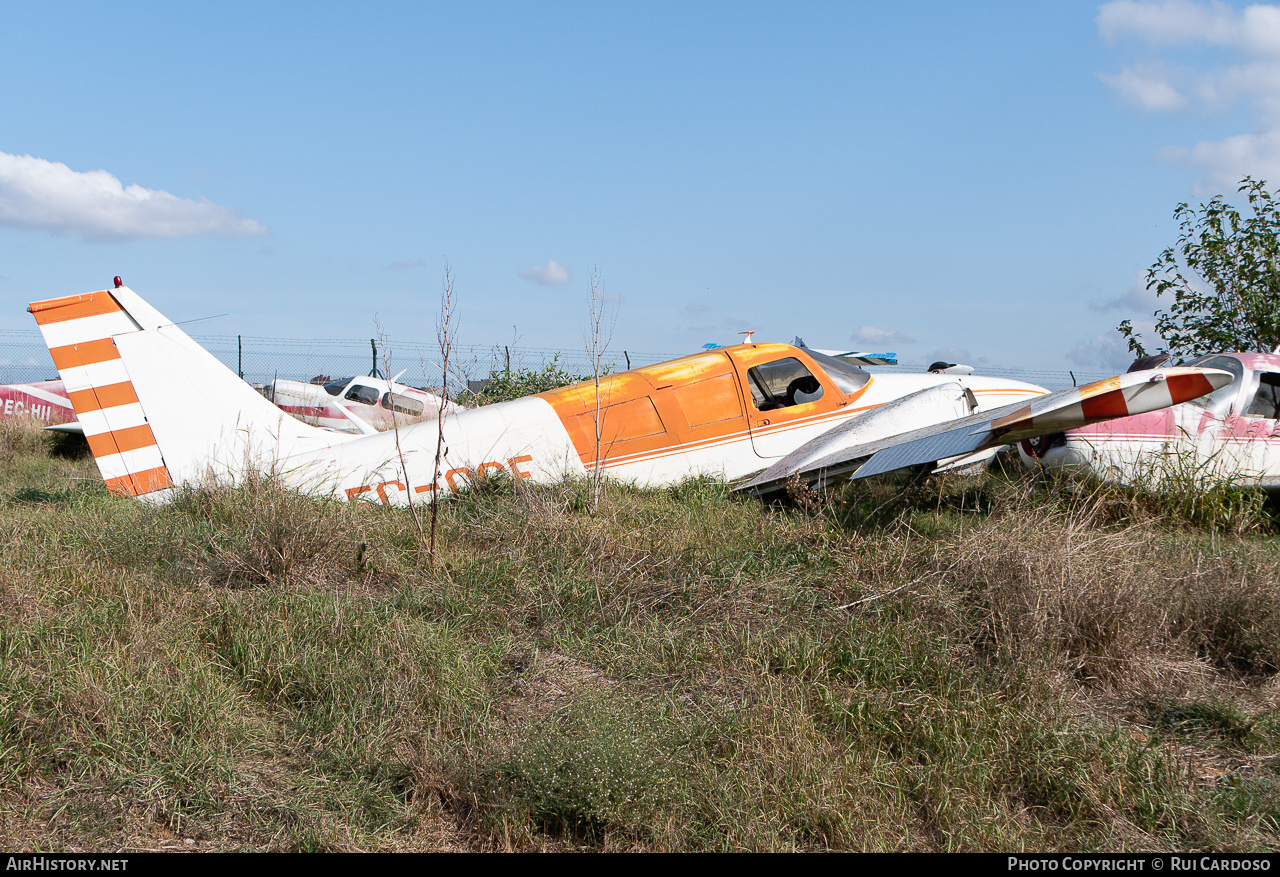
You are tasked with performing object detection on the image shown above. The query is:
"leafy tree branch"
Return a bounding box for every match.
[1120,177,1280,358]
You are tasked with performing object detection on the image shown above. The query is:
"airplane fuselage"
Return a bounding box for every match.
[319,343,1049,505]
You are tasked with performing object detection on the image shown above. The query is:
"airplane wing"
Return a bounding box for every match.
[736,366,1233,496]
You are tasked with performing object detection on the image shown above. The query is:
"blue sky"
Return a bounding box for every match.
[3,1,1278,371]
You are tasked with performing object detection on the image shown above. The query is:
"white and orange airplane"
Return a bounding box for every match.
[26,280,1234,504]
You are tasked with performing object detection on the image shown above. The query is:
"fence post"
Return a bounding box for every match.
[238,335,243,379]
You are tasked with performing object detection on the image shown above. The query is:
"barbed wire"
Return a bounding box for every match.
[0,329,1109,393]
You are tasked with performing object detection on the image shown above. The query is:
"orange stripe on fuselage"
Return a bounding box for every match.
[597,405,869,469]
[543,341,1049,471]
[539,352,744,466]
[68,381,138,413]
[50,338,120,370]
[29,291,123,325]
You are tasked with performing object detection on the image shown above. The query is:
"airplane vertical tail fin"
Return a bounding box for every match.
[29,285,339,501]
[30,288,174,497]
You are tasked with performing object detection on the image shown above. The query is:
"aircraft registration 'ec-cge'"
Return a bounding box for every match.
[28,283,1234,505]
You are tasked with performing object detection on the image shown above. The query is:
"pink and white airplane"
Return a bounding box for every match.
[264,374,462,434]
[0,379,75,427]
[25,282,1233,504]
[1018,352,1280,490]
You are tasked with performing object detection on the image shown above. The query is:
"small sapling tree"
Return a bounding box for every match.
[429,264,456,569]
[584,265,618,512]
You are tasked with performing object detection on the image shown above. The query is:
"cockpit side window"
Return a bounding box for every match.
[344,383,380,406]
[382,392,425,416]
[1186,356,1244,417]
[747,358,823,411]
[1245,373,1280,420]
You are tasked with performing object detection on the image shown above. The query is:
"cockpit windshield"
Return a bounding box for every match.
[804,350,872,395]
[323,377,355,397]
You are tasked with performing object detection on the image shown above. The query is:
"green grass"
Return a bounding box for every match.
[3,418,1280,850]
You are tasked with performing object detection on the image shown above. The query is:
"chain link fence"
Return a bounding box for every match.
[0,328,1110,394]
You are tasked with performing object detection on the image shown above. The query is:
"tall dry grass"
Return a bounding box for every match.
[2,433,1280,851]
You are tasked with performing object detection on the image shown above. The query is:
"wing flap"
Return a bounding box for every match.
[844,424,996,480]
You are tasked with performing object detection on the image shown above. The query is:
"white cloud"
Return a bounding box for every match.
[1159,130,1280,189]
[1242,4,1280,53]
[1098,1,1280,186]
[1098,0,1243,47]
[0,152,266,240]
[851,325,915,345]
[518,259,572,285]
[1098,62,1189,110]
[1091,271,1162,313]
[924,347,990,368]
[1066,333,1135,371]
[1193,60,1280,115]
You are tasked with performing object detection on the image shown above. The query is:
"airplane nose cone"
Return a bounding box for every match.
[1019,432,1065,459]
[1019,432,1092,471]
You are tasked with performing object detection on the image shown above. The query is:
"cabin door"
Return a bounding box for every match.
[726,349,843,460]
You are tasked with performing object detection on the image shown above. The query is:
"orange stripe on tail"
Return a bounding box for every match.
[104,466,173,497]
[86,424,159,459]
[50,338,120,370]
[29,291,123,325]
[68,382,139,413]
